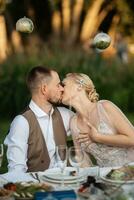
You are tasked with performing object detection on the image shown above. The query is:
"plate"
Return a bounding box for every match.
[40,175,85,184]
[100,168,134,184]
[44,167,84,180]
[15,198,33,200]
[39,167,86,184]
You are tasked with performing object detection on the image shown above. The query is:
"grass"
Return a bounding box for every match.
[0,113,134,174]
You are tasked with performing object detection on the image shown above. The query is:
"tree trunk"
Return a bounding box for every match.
[0,0,6,14]
[62,0,71,37]
[80,0,104,42]
[0,15,7,62]
[52,10,62,37]
[93,4,113,35]
[103,14,120,57]
[108,14,120,43]
[69,0,84,43]
[11,30,23,53]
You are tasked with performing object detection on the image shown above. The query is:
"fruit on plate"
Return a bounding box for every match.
[4,182,53,199]
[0,188,13,200]
[106,166,134,181]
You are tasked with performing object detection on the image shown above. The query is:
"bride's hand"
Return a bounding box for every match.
[76,132,93,145]
[86,122,99,142]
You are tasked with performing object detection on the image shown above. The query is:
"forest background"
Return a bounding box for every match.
[0,0,134,172]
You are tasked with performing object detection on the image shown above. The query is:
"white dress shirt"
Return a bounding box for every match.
[4,100,74,172]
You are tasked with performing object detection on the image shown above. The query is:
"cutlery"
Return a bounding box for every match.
[30,172,41,183]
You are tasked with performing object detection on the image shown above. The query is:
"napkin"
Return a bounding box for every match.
[0,171,37,183]
[35,190,77,200]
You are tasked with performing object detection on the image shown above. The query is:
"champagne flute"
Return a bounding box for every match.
[0,144,4,167]
[56,145,68,187]
[69,146,84,187]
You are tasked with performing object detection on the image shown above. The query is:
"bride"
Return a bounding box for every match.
[62,73,134,167]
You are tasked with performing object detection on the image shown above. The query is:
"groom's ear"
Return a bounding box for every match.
[41,83,47,95]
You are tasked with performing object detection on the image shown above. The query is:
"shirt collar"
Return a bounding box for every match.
[29,100,54,117]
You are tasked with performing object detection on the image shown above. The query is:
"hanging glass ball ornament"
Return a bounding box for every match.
[16,16,34,33]
[93,32,111,50]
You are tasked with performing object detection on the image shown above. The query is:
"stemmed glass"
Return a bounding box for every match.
[69,146,84,187]
[56,145,68,187]
[0,144,4,168]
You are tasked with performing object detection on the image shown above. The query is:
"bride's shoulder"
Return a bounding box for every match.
[98,100,117,111]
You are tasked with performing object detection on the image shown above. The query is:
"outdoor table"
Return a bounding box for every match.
[0,167,134,199]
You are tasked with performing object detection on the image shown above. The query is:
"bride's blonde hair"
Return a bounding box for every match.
[66,73,99,102]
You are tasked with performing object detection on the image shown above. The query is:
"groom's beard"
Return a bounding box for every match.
[47,97,62,106]
[47,91,63,106]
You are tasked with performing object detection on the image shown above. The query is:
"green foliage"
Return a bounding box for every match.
[0,44,134,121]
[0,60,30,118]
[0,120,10,173]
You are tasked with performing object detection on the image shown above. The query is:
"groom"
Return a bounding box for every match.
[4,66,74,172]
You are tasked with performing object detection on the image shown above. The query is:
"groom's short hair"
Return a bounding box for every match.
[27,66,53,93]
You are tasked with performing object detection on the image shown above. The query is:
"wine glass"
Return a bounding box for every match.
[0,144,4,167]
[56,145,68,187]
[69,146,84,187]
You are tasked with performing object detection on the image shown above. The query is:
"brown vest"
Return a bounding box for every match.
[22,107,67,172]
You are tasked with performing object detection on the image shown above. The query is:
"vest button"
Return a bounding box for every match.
[41,160,44,163]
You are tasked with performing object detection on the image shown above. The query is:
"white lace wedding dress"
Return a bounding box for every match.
[70,100,134,167]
